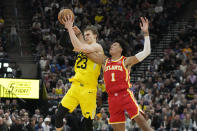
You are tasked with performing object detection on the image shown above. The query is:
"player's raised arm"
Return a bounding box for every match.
[124,17,151,67]
[63,15,99,53]
[72,26,86,44]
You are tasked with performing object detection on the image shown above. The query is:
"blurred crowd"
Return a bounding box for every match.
[0,2,7,60]
[0,99,61,131]
[0,1,22,78]
[0,0,197,131]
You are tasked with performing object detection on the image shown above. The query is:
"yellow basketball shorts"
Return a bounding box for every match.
[61,82,97,119]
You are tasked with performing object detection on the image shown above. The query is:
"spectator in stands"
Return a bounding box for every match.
[10,117,26,131]
[3,99,11,111]
[40,56,48,71]
[180,60,187,74]
[151,112,162,130]
[35,116,44,131]
[144,89,153,102]
[182,44,192,59]
[42,117,52,131]
[170,114,183,130]
[0,46,6,58]
[34,109,41,121]
[62,118,70,131]
[11,99,19,111]
[55,79,65,96]
[187,71,197,85]
[26,116,36,131]
[0,16,4,27]
[183,113,193,130]
[10,25,18,45]
[4,112,12,128]
[0,116,8,131]
[48,88,60,106]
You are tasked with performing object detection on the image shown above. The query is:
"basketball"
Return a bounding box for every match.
[58,9,75,25]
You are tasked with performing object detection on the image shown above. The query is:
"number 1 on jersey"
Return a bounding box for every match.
[111,73,116,82]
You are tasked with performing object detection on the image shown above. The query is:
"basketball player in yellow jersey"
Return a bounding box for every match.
[55,15,104,131]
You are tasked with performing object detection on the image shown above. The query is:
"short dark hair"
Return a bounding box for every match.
[83,25,99,37]
[113,39,127,56]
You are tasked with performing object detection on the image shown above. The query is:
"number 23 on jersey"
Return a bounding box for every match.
[76,53,88,69]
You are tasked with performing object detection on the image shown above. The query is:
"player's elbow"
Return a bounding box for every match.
[145,51,151,58]
[144,49,151,57]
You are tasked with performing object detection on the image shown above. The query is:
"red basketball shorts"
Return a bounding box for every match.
[108,89,142,124]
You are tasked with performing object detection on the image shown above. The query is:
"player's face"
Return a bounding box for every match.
[109,42,122,56]
[84,30,97,44]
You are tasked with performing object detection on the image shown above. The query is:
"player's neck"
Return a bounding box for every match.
[111,55,122,61]
[88,40,97,45]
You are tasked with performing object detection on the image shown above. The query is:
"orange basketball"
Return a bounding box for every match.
[58,9,75,25]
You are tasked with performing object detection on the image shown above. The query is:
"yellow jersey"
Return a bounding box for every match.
[69,52,101,88]
[55,88,63,95]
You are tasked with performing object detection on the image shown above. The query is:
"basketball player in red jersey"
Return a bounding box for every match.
[103,17,153,131]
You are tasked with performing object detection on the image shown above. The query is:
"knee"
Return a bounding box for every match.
[55,104,69,128]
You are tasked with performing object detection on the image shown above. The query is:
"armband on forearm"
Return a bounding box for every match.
[135,36,151,61]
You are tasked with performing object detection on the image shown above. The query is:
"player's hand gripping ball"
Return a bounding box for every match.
[58,9,75,25]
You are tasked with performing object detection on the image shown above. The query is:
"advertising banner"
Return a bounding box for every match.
[0,78,39,99]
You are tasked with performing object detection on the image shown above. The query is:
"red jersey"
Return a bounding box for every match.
[104,56,131,95]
